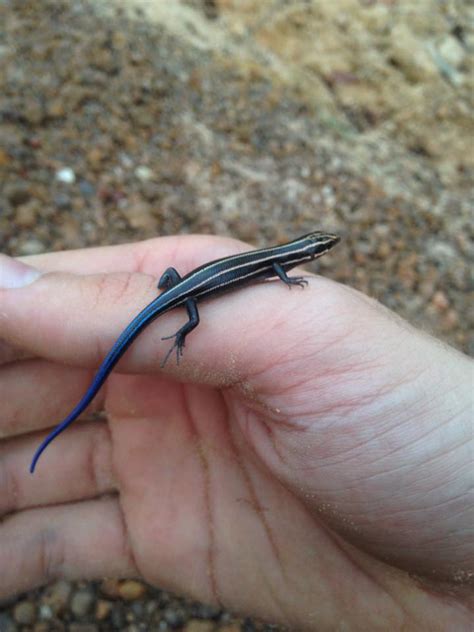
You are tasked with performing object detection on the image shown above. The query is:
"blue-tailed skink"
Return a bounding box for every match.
[30,231,339,472]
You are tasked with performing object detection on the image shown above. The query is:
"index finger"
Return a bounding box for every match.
[1,233,340,379]
[19,234,247,276]
[0,234,249,367]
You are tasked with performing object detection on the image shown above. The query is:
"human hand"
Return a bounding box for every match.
[0,235,472,630]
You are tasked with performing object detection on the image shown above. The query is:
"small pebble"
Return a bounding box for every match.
[79,180,96,197]
[0,613,17,632]
[99,578,121,599]
[419,279,436,299]
[183,621,215,632]
[118,580,147,601]
[13,601,36,625]
[191,603,221,619]
[376,241,390,259]
[242,619,257,632]
[87,147,105,169]
[131,601,145,617]
[38,604,53,620]
[134,165,154,181]
[431,290,449,311]
[95,599,113,621]
[23,99,45,124]
[441,308,459,331]
[71,589,95,617]
[0,148,10,166]
[53,192,72,209]
[110,607,125,629]
[15,200,39,227]
[162,606,187,627]
[55,167,76,184]
[438,35,465,68]
[17,238,45,256]
[5,183,31,206]
[427,241,457,265]
[68,625,99,632]
[46,98,66,118]
[126,200,155,230]
[219,624,241,632]
[145,600,159,616]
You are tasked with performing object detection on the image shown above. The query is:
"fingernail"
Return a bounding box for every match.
[0,255,42,288]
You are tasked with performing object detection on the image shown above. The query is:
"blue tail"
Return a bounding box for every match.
[30,334,134,473]
[29,293,169,473]
[29,372,108,473]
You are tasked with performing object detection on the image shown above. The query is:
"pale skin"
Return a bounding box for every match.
[0,235,472,631]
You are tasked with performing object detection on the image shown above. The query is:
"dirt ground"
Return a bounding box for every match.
[0,0,472,630]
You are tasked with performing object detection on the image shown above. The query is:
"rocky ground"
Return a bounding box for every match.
[0,0,472,630]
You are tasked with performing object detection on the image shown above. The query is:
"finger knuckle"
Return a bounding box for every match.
[37,527,66,582]
[93,272,139,308]
[0,456,20,515]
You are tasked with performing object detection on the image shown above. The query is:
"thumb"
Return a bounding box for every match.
[0,255,42,288]
[0,255,159,369]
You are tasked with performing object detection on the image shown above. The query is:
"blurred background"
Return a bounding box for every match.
[0,0,472,630]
